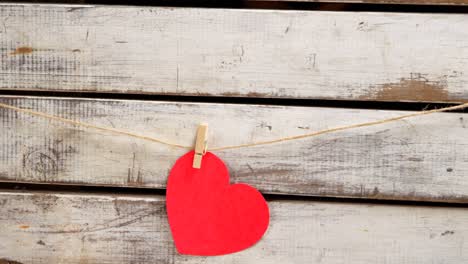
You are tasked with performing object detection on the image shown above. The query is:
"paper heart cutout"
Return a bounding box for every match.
[166,151,269,256]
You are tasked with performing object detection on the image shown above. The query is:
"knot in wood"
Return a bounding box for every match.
[22,148,59,180]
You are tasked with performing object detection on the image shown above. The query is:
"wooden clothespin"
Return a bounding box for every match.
[193,123,208,169]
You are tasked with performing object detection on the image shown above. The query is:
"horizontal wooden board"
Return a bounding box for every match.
[1,4,468,102]
[0,96,467,202]
[3,0,468,5]
[1,191,468,263]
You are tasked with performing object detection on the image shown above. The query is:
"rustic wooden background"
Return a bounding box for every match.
[0,1,468,263]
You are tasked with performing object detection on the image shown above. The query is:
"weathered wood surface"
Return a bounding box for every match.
[1,96,467,202]
[1,4,468,102]
[1,191,468,264]
[3,0,468,5]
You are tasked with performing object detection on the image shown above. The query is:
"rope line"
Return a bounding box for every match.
[0,101,467,151]
[0,102,192,149]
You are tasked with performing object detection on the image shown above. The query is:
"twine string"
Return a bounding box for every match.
[0,101,467,151]
[0,102,192,149]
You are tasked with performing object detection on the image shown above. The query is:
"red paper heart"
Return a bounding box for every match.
[166,151,269,256]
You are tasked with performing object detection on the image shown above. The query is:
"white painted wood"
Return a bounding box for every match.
[4,0,468,5]
[0,96,467,202]
[0,4,468,102]
[0,191,467,263]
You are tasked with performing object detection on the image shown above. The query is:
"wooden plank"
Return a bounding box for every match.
[0,96,467,202]
[1,4,468,103]
[3,0,468,5]
[1,190,468,263]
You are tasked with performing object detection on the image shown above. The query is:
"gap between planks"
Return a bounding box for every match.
[1,89,466,113]
[3,182,468,208]
[249,0,468,6]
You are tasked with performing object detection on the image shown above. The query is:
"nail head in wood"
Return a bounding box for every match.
[193,123,208,169]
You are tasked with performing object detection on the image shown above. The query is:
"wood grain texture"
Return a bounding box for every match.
[1,4,468,102]
[1,190,468,263]
[0,96,467,202]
